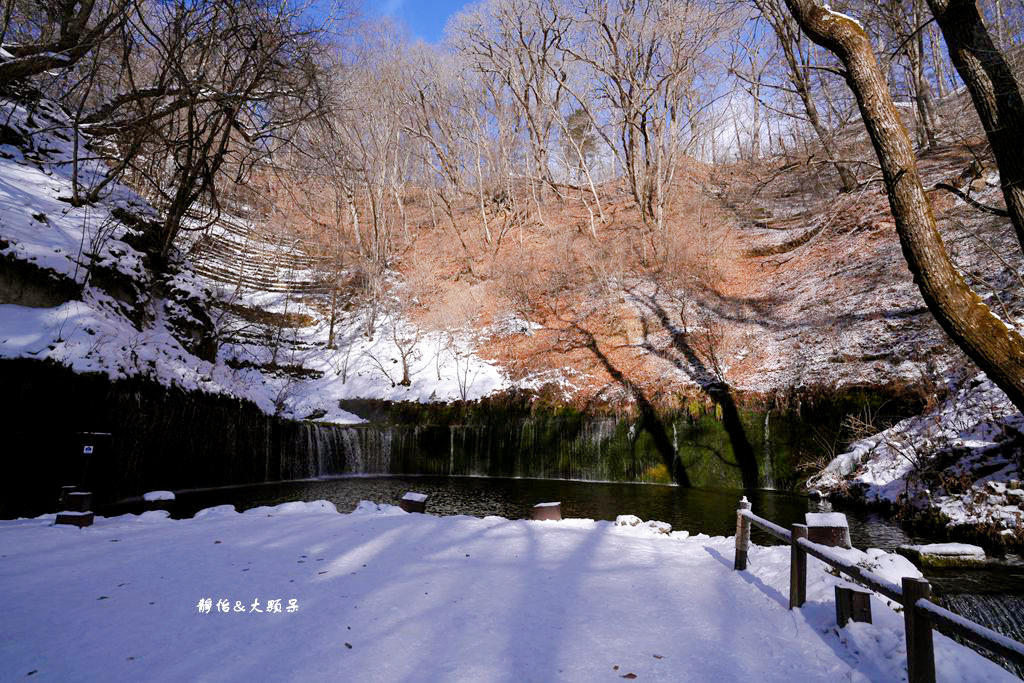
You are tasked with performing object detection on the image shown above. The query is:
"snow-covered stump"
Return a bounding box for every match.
[399,492,428,514]
[902,577,936,683]
[805,512,852,549]
[734,496,752,570]
[143,491,176,513]
[55,491,93,528]
[789,524,808,609]
[532,502,561,521]
[835,586,872,627]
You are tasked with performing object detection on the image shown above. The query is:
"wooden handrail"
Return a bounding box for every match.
[732,497,1024,682]
[917,598,1024,667]
[739,509,791,544]
[795,536,904,602]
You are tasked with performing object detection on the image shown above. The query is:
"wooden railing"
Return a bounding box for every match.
[732,497,1024,683]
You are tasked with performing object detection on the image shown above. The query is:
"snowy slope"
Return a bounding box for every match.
[0,96,277,406]
[0,501,1015,682]
[809,372,1023,536]
[0,93,507,424]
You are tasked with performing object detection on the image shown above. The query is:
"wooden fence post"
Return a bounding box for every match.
[836,586,873,627]
[790,523,808,609]
[734,496,752,570]
[902,576,935,683]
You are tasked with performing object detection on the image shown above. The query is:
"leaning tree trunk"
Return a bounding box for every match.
[781,0,1024,412]
[926,0,1024,256]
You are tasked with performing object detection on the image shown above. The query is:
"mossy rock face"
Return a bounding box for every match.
[896,544,987,568]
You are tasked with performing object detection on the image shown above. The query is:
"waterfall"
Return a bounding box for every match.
[761,411,775,489]
[941,594,1024,677]
[340,428,364,474]
[280,405,811,488]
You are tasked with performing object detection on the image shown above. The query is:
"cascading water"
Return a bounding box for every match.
[941,593,1024,677]
[761,411,775,489]
[177,388,924,491]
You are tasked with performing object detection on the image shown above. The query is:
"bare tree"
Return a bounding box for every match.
[449,0,569,210]
[749,0,858,191]
[0,0,133,87]
[553,0,729,256]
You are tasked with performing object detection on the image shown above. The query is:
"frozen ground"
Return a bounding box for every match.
[0,501,1015,682]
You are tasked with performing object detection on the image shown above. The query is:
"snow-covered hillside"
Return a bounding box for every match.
[0,93,507,424]
[809,372,1023,542]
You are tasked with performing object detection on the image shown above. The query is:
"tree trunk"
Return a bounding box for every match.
[930,24,948,98]
[781,0,1024,411]
[910,0,938,150]
[927,0,1024,255]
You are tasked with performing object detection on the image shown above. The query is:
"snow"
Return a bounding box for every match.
[0,502,1014,682]
[902,543,986,558]
[0,93,510,426]
[401,492,428,503]
[143,491,176,502]
[805,512,849,527]
[823,6,865,31]
[808,372,1023,535]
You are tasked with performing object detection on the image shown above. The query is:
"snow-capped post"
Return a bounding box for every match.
[532,502,561,521]
[399,492,428,514]
[143,491,176,512]
[902,576,935,683]
[789,524,808,609]
[805,512,851,549]
[733,496,751,570]
[55,491,94,528]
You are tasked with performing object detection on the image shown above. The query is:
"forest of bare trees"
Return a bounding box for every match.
[4,0,1024,409]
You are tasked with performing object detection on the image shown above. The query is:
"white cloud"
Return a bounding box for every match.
[379,0,405,16]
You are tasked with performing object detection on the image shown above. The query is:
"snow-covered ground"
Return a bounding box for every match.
[809,372,1023,538]
[0,501,1016,681]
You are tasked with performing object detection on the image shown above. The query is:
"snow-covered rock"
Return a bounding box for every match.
[897,543,987,568]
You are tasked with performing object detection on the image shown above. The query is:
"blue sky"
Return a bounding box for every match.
[364,0,475,43]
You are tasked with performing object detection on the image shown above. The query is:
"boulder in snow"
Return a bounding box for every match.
[896,543,987,568]
[644,520,672,535]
